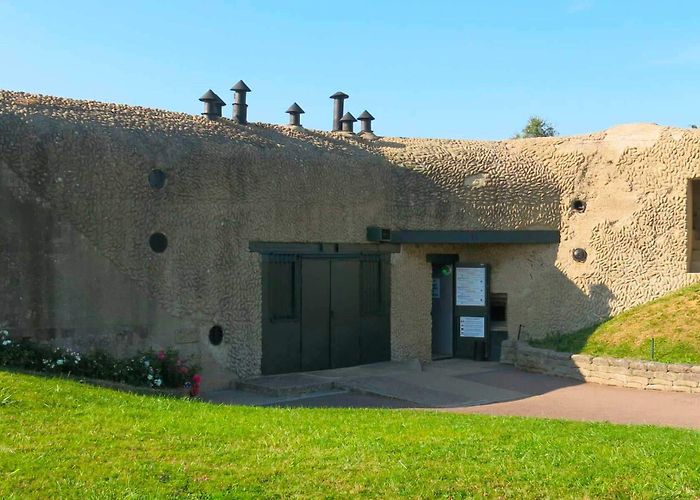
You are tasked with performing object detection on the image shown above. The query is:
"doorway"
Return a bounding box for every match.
[261,253,390,375]
[431,263,454,359]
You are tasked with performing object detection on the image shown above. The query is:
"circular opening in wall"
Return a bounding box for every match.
[209,325,224,346]
[571,199,586,213]
[148,169,167,189]
[149,233,168,253]
[572,248,588,262]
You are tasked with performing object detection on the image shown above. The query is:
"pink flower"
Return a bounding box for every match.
[156,351,166,361]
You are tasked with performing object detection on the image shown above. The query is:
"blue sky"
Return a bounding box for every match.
[1,1,699,139]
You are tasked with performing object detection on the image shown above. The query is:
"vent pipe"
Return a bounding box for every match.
[330,91,349,131]
[231,80,251,124]
[340,112,357,134]
[286,103,305,127]
[199,90,225,120]
[357,110,375,135]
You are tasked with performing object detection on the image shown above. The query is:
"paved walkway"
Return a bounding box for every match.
[204,359,700,429]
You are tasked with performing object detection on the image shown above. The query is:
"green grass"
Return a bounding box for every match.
[531,282,700,364]
[1,371,699,498]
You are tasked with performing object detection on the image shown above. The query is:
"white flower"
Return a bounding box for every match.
[147,374,153,380]
[56,359,64,366]
[0,330,8,337]
[143,360,150,367]
[1,340,10,346]
[154,379,162,387]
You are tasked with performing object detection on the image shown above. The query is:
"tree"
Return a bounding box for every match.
[513,116,557,138]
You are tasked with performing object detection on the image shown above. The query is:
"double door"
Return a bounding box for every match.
[262,254,390,375]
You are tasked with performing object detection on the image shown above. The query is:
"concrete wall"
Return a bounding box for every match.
[2,90,700,387]
[503,341,700,393]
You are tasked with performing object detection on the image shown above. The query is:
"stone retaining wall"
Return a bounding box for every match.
[500,340,700,393]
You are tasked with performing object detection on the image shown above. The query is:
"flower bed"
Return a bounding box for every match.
[0,329,200,391]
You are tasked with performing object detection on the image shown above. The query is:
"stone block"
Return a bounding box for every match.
[669,385,693,393]
[690,365,700,374]
[598,365,631,375]
[608,358,630,368]
[630,369,650,377]
[592,357,610,367]
[571,354,592,365]
[546,350,572,361]
[672,379,699,388]
[624,375,650,386]
[649,377,673,386]
[645,362,668,373]
[628,361,647,371]
[584,376,609,386]
[601,372,622,382]
[645,384,672,392]
[668,363,692,373]
[602,378,625,387]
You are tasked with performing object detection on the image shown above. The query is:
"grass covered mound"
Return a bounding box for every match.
[1,371,699,497]
[531,282,700,364]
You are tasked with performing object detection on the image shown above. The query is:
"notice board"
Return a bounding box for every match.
[455,267,486,306]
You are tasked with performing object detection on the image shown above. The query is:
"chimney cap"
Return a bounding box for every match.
[330,91,349,99]
[340,112,357,122]
[230,80,251,92]
[199,89,221,102]
[286,102,305,114]
[357,110,374,121]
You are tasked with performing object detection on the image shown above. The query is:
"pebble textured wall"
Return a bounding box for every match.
[1,91,700,385]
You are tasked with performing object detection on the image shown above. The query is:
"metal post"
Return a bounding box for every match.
[231,80,251,124]
[330,91,349,131]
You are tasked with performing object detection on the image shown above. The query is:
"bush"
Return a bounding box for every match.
[0,329,199,389]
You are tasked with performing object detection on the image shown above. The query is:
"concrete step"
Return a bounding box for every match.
[236,373,335,397]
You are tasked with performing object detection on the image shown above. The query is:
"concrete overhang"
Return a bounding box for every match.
[366,227,560,245]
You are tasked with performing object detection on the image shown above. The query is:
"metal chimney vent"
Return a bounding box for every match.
[340,112,357,134]
[199,89,226,120]
[330,91,349,131]
[286,103,305,127]
[231,80,251,124]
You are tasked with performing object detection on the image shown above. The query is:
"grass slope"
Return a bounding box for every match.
[0,372,699,498]
[531,282,700,364]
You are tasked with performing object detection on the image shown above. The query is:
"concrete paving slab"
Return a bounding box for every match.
[336,370,526,407]
[236,373,332,396]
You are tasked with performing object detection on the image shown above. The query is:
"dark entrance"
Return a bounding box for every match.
[431,263,454,359]
[261,252,390,375]
[429,257,501,361]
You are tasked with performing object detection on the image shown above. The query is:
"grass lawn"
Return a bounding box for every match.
[530,282,700,364]
[0,371,699,498]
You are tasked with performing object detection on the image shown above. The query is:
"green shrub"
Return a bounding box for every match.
[0,329,199,389]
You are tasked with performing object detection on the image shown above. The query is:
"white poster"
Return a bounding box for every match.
[459,316,485,338]
[455,267,486,306]
[432,278,440,299]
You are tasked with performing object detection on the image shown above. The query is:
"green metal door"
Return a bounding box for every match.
[330,259,361,368]
[261,251,391,374]
[300,258,331,371]
[261,254,301,374]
